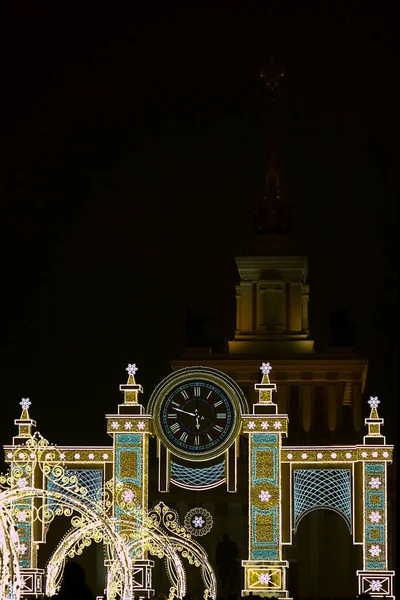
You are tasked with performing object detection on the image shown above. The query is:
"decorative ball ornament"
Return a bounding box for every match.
[184,507,213,537]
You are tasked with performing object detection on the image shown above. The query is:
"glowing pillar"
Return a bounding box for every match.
[242,362,290,598]
[107,364,154,598]
[356,396,395,599]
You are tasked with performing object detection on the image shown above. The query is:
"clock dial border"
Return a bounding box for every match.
[149,366,247,462]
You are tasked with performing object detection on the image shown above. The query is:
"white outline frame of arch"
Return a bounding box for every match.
[0,487,133,600]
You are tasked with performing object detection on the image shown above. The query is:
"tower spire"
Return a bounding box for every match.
[253,59,293,237]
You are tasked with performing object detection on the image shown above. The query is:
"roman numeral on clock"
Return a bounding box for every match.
[167,414,177,419]
[170,422,180,433]
[213,425,223,432]
[194,387,201,397]
[194,435,200,446]
[179,431,188,443]
[181,390,189,399]
[216,413,226,419]
[207,433,213,442]
[214,400,223,407]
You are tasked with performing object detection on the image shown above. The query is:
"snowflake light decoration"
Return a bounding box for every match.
[287,453,293,459]
[192,516,205,528]
[126,363,138,376]
[16,510,28,523]
[258,573,271,585]
[88,453,94,460]
[372,451,378,458]
[368,396,380,409]
[274,421,282,430]
[370,580,383,592]
[124,422,132,430]
[111,421,119,429]
[259,490,271,503]
[369,477,381,489]
[74,453,80,460]
[17,478,28,489]
[317,453,323,459]
[137,421,145,430]
[383,451,389,458]
[346,452,352,459]
[369,511,382,524]
[369,545,381,557]
[20,398,31,410]
[260,362,272,375]
[102,453,109,459]
[20,543,27,555]
[122,489,135,503]
[184,507,213,537]
[361,451,368,458]
[247,421,256,430]
[261,421,269,430]
[301,453,308,460]
[331,452,337,459]
[59,453,66,460]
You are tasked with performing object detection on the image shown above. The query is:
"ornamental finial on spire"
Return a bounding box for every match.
[368,396,380,410]
[255,361,277,405]
[119,363,143,405]
[14,397,36,441]
[364,395,385,444]
[20,398,31,411]
[260,362,272,376]
[126,363,138,377]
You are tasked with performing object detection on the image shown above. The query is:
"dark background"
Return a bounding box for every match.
[1,4,398,452]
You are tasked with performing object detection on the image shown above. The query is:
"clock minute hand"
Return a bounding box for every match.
[174,407,196,417]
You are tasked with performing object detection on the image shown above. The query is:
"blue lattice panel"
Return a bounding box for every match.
[293,469,352,532]
[170,460,225,490]
[249,433,281,561]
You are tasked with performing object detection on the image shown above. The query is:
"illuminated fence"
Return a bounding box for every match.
[293,469,352,532]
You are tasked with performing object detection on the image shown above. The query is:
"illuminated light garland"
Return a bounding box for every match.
[1,367,395,600]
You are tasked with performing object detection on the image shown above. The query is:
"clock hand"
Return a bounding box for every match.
[174,407,196,417]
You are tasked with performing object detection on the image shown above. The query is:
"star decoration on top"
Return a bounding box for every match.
[126,364,138,376]
[20,398,31,410]
[260,362,272,375]
[368,396,380,409]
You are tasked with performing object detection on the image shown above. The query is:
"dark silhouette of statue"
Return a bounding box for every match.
[216,533,239,589]
[329,305,354,347]
[51,561,94,600]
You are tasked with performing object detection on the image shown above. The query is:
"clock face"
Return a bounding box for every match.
[161,380,234,455]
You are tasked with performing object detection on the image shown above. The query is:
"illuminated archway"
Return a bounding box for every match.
[0,487,133,600]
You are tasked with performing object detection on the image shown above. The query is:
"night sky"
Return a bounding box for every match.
[1,4,398,454]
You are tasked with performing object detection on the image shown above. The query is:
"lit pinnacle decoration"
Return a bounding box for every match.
[255,361,277,404]
[364,395,385,444]
[119,363,143,405]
